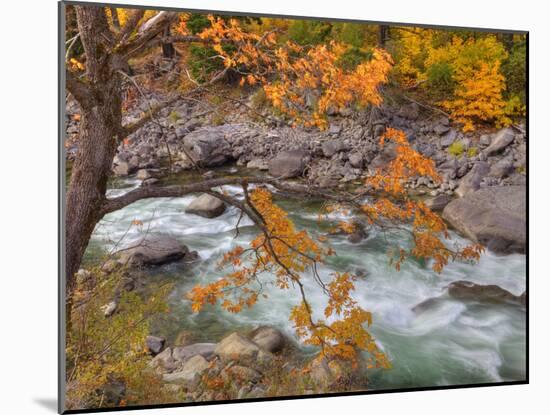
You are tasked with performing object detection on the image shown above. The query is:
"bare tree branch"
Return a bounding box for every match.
[117,11,178,57]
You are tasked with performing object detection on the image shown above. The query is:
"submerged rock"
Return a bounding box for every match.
[447,280,524,306]
[185,194,226,218]
[443,185,526,253]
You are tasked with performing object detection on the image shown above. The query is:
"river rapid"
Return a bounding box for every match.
[84,168,526,391]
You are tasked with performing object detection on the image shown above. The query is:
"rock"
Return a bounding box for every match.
[100,380,126,406]
[373,124,386,138]
[479,134,491,147]
[447,280,524,306]
[162,354,210,387]
[185,194,226,218]
[398,103,420,120]
[328,124,342,136]
[101,301,117,317]
[76,269,92,286]
[150,348,178,373]
[440,129,458,147]
[113,161,129,176]
[425,194,453,211]
[136,169,152,180]
[246,159,269,170]
[322,140,348,157]
[215,332,272,364]
[485,128,515,155]
[455,162,489,197]
[173,343,217,363]
[348,153,364,168]
[347,228,368,244]
[249,326,286,353]
[117,234,189,267]
[442,186,526,253]
[309,358,334,387]
[182,125,235,167]
[434,124,451,136]
[146,335,165,355]
[489,158,514,179]
[142,178,159,186]
[269,150,309,179]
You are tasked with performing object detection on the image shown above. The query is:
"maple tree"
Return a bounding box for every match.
[187,129,483,366]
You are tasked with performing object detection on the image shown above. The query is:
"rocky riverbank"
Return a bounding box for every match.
[66,89,527,254]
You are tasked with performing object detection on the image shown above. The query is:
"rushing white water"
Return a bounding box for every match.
[87,174,526,390]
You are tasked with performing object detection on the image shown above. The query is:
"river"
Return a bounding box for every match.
[83,167,526,391]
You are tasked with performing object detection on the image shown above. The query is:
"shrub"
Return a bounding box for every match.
[448,141,465,157]
[426,62,456,98]
[250,88,268,109]
[467,147,478,158]
[502,40,526,105]
[337,47,373,71]
[288,20,332,45]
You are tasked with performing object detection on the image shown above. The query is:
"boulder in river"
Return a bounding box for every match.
[442,185,526,253]
[447,280,524,306]
[117,234,194,267]
[269,150,309,179]
[185,194,226,218]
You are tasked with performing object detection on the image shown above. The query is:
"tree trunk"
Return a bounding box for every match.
[65,6,122,303]
[378,25,389,48]
[161,26,176,59]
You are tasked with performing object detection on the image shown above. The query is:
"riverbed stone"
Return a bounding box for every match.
[117,234,189,267]
[215,332,272,364]
[455,162,490,197]
[269,150,309,179]
[162,354,210,387]
[146,335,165,355]
[185,194,226,218]
[182,125,234,167]
[425,194,453,211]
[150,347,178,373]
[173,343,217,363]
[485,128,515,155]
[442,185,526,253]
